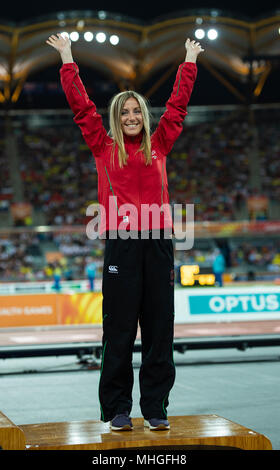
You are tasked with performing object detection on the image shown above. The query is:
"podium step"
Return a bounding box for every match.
[16,415,272,451]
[0,411,25,450]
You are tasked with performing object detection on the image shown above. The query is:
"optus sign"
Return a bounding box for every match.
[189,291,280,315]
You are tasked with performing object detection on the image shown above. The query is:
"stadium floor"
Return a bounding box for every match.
[0,321,279,450]
[0,319,280,346]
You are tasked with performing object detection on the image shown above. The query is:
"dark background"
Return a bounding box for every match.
[1,1,279,22]
[1,1,280,108]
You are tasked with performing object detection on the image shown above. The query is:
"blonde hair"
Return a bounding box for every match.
[109,90,152,168]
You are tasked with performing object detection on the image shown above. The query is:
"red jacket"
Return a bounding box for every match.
[60,61,197,235]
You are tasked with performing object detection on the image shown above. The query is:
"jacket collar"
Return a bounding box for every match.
[123,131,143,145]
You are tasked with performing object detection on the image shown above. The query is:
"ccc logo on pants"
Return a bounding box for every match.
[108,265,118,274]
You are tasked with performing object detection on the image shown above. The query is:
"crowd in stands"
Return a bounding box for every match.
[18,123,98,226]
[13,107,280,226]
[0,232,43,281]
[0,231,104,282]
[175,238,280,271]
[168,108,257,221]
[0,123,13,213]
[1,230,280,283]
[256,107,280,203]
[230,241,280,272]
[16,111,245,224]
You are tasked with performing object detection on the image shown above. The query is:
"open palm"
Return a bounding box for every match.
[46,33,71,53]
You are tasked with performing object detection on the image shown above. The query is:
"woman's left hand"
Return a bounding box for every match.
[185,38,205,62]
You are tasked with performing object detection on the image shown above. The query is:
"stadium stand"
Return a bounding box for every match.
[17,122,97,226]
[7,105,280,226]
[0,121,13,218]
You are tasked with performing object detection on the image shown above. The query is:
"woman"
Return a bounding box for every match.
[46,33,204,431]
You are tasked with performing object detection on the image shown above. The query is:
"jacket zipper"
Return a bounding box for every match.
[176,63,185,96]
[104,165,120,215]
[161,161,164,214]
[71,64,82,96]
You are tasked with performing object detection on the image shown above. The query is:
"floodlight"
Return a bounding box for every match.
[84,32,94,42]
[96,32,106,43]
[195,29,205,40]
[109,35,119,45]
[207,29,218,40]
[60,32,69,39]
[70,31,79,42]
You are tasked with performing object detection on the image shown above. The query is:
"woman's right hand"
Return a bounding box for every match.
[46,33,73,63]
[46,33,71,54]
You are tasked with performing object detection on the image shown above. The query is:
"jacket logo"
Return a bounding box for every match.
[108,265,118,274]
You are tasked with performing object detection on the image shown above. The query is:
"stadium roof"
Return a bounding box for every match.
[0,8,279,104]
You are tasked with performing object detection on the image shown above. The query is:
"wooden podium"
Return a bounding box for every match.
[0,411,272,450]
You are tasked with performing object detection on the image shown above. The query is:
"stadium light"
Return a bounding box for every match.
[207,28,218,40]
[84,31,94,42]
[60,32,69,39]
[98,10,106,20]
[195,29,205,40]
[109,35,119,45]
[70,31,79,42]
[96,32,106,43]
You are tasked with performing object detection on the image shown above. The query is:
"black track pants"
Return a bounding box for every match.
[99,232,175,422]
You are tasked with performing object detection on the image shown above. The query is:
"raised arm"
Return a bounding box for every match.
[46,34,110,156]
[151,39,204,155]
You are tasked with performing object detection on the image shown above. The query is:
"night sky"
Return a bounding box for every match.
[0,1,279,22]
